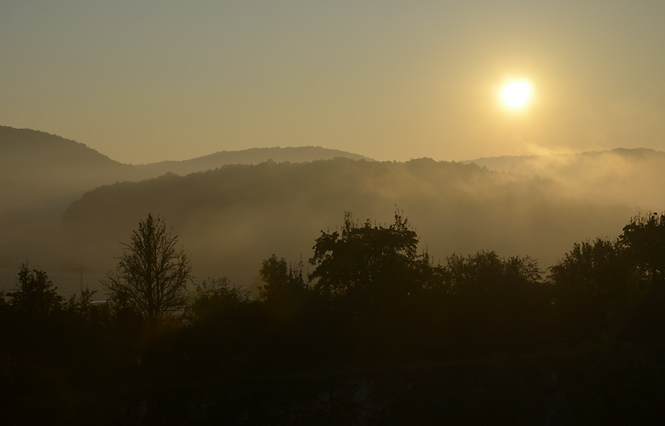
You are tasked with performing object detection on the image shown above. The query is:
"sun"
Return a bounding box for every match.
[501,80,532,108]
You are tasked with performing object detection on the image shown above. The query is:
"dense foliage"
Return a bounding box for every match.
[3,212,665,423]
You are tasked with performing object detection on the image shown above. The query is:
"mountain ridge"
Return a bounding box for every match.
[0,125,372,210]
[136,146,372,176]
[0,125,372,174]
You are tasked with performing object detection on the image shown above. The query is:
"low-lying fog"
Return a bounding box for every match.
[1,128,662,299]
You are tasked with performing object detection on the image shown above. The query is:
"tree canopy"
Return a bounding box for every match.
[309,210,428,318]
[7,263,63,316]
[620,213,665,282]
[5,210,665,424]
[103,214,192,325]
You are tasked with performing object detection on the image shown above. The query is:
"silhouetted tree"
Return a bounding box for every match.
[65,286,98,319]
[103,214,192,325]
[445,251,541,297]
[552,235,657,340]
[440,251,545,352]
[309,210,423,314]
[183,278,267,375]
[259,254,307,304]
[617,212,665,347]
[185,277,248,324]
[7,263,63,315]
[620,212,665,283]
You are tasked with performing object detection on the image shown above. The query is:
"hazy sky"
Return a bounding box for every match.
[2,0,664,164]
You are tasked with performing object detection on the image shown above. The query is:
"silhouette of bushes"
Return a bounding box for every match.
[4,211,665,423]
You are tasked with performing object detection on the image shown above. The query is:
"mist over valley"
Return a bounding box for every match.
[5,1,665,421]
[0,126,658,297]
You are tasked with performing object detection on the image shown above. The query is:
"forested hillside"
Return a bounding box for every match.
[62,158,633,288]
[0,126,373,286]
[0,126,370,211]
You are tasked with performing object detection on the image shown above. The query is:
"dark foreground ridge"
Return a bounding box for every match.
[2,211,665,424]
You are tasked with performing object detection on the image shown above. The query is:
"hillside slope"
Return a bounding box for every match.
[0,126,372,210]
[62,158,633,288]
[0,126,374,291]
[0,126,136,210]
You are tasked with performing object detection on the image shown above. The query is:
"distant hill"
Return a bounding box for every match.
[0,125,371,210]
[61,158,633,289]
[2,125,662,292]
[0,126,131,182]
[0,126,374,288]
[138,146,372,176]
[465,148,665,210]
[0,126,136,210]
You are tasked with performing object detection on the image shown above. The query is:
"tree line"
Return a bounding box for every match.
[2,210,665,423]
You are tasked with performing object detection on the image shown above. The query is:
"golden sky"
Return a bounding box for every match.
[2,1,664,164]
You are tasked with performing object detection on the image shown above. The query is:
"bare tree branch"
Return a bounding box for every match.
[102,214,192,325]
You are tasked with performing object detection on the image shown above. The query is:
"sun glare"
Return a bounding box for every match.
[501,80,532,108]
